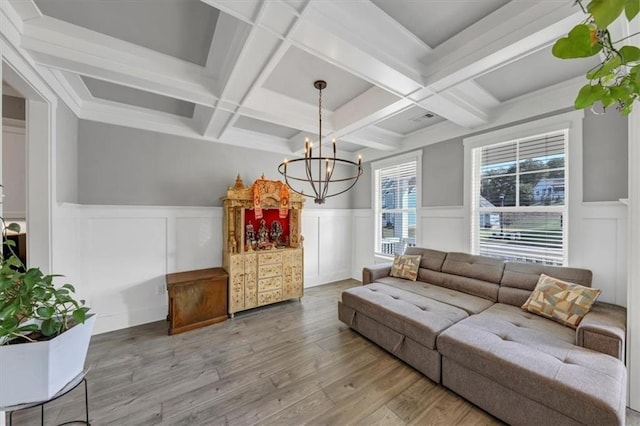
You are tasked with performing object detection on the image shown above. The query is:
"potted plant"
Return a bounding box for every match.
[553,0,640,114]
[0,218,94,407]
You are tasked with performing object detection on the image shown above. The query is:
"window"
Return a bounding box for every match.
[471,131,567,265]
[373,151,421,256]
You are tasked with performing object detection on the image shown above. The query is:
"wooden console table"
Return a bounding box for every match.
[165,267,228,335]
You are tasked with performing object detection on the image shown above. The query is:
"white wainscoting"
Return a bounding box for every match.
[351,210,374,280]
[570,201,628,306]
[302,209,354,287]
[52,204,355,334]
[49,201,628,335]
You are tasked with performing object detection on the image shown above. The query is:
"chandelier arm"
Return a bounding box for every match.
[321,157,335,200]
[304,156,319,199]
[322,155,338,199]
[321,169,363,199]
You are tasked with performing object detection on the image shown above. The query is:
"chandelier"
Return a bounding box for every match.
[278,80,363,204]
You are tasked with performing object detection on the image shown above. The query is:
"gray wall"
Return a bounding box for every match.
[77,121,351,208]
[351,163,371,209]
[2,95,25,120]
[56,102,78,203]
[583,108,628,201]
[352,108,628,208]
[423,137,464,206]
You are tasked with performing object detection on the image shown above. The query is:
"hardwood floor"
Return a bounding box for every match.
[7,279,640,425]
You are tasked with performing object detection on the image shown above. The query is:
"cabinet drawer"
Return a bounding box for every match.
[258,289,282,306]
[258,263,281,278]
[258,251,282,265]
[258,276,282,292]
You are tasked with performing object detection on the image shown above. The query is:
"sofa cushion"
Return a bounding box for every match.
[522,274,601,329]
[390,254,421,281]
[414,269,500,303]
[404,247,447,271]
[374,277,494,315]
[437,303,627,425]
[341,283,468,349]
[441,252,505,284]
[499,262,593,307]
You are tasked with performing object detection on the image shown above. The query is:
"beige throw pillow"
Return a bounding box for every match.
[522,274,601,329]
[389,254,421,281]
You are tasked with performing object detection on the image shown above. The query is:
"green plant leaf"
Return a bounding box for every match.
[626,0,640,20]
[72,309,87,324]
[610,84,633,99]
[41,319,60,337]
[587,55,622,79]
[61,283,76,293]
[5,222,21,233]
[575,84,606,108]
[588,0,626,28]
[36,306,55,319]
[553,25,603,58]
[620,45,640,63]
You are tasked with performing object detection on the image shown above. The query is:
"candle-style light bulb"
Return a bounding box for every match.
[358,154,362,166]
[332,138,336,155]
[284,158,288,173]
[309,141,313,158]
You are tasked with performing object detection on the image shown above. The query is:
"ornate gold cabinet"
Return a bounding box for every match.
[222,176,304,317]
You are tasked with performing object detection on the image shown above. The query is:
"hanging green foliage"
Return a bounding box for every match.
[553,0,640,114]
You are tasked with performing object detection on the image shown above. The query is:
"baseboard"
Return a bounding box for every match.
[92,305,168,335]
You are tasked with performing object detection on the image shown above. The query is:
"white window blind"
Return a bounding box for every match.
[374,158,418,256]
[472,131,567,265]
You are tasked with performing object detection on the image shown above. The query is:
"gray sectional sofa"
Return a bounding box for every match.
[338,248,627,425]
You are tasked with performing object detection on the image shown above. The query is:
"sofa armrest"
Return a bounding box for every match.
[576,302,626,361]
[362,263,392,284]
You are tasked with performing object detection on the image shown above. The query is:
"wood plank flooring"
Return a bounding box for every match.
[7,279,640,425]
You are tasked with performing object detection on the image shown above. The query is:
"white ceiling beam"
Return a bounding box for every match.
[287,1,496,133]
[220,127,293,154]
[6,0,41,23]
[206,0,440,150]
[79,99,199,138]
[79,98,291,154]
[341,126,402,152]
[35,68,83,115]
[199,0,311,142]
[358,76,587,163]
[20,16,219,106]
[191,10,252,135]
[422,3,583,92]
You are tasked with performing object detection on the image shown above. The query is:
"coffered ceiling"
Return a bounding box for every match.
[1,0,600,159]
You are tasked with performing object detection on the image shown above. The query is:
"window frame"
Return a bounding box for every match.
[371,150,422,259]
[463,110,584,266]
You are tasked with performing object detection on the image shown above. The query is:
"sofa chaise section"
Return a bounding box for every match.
[438,303,627,425]
[338,283,467,382]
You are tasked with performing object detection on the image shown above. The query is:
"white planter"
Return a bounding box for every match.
[0,314,96,407]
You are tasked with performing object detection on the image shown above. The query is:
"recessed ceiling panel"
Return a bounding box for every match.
[263,46,373,111]
[376,106,445,135]
[34,0,219,65]
[83,77,195,118]
[475,46,601,102]
[372,0,508,48]
[234,116,299,139]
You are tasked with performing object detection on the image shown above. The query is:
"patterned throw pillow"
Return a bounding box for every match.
[389,254,421,281]
[522,274,601,329]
